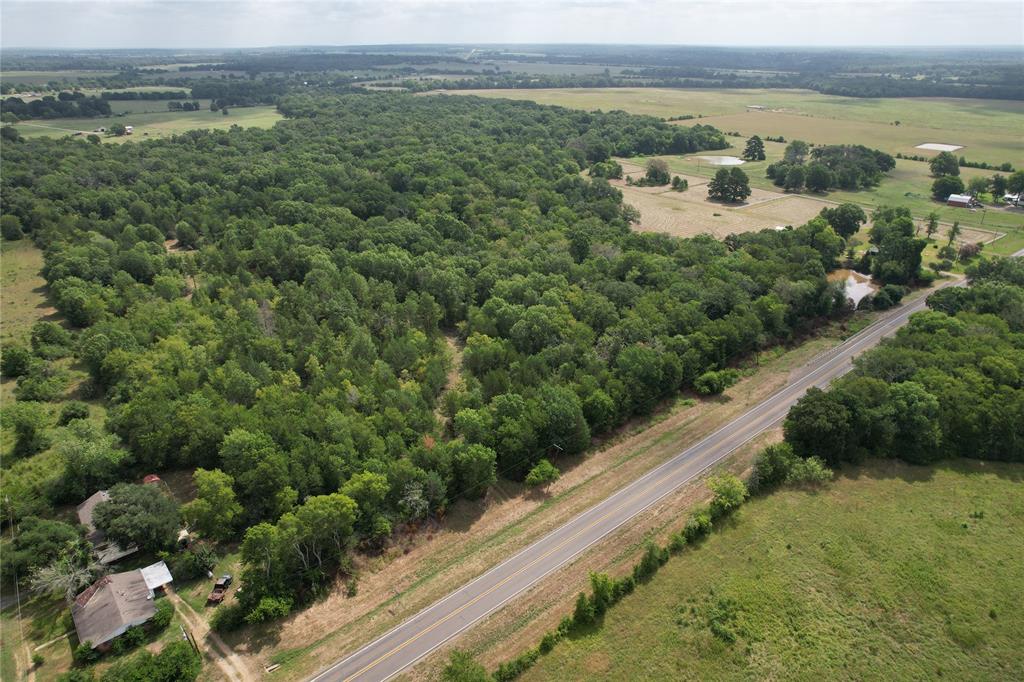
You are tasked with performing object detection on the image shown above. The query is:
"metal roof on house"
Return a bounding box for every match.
[140,561,173,591]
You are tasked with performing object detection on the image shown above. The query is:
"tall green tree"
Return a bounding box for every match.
[742,135,765,161]
[928,151,960,177]
[93,483,180,552]
[182,468,243,541]
[707,167,751,203]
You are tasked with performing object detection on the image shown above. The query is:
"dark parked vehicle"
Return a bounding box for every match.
[207,575,233,604]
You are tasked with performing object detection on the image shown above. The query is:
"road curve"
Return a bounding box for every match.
[310,281,959,682]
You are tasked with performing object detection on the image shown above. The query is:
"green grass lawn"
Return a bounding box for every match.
[12,105,282,142]
[522,459,1024,681]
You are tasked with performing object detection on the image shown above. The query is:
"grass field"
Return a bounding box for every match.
[447,88,1024,165]
[11,105,282,142]
[1,240,53,345]
[521,459,1024,681]
[444,87,1024,249]
[0,70,119,84]
[624,140,1024,253]
[1,242,106,513]
[608,161,825,238]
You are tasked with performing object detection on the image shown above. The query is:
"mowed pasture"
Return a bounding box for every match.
[629,139,1024,249]
[521,459,1024,682]
[0,69,119,84]
[12,105,283,141]
[611,163,823,238]
[449,87,1023,165]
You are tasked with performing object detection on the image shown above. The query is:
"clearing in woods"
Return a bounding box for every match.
[11,105,283,142]
[611,162,823,238]
[518,459,1024,682]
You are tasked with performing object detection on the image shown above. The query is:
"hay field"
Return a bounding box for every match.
[12,105,282,141]
[449,87,1023,165]
[613,167,824,238]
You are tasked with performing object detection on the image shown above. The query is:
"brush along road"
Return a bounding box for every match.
[310,279,961,682]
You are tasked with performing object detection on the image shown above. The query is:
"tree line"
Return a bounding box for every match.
[2,94,112,120]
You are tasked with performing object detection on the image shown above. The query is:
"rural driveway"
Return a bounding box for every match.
[311,279,962,682]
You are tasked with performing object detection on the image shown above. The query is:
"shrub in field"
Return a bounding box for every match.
[709,474,748,520]
[694,369,740,395]
[683,507,713,543]
[442,650,490,682]
[58,401,91,426]
[210,603,246,632]
[244,596,292,625]
[151,599,174,631]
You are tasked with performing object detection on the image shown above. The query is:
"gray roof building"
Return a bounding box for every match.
[76,491,138,565]
[71,570,156,648]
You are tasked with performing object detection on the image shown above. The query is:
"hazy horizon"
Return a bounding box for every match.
[3,0,1022,51]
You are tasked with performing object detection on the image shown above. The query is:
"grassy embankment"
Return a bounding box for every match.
[520,459,1024,681]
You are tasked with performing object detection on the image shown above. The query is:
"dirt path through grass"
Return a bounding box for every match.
[167,590,254,682]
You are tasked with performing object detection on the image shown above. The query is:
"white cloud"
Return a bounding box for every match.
[2,0,1022,48]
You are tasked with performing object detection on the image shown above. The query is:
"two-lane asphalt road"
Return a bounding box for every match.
[311,281,960,682]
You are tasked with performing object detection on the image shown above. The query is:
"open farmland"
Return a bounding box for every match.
[0,69,119,84]
[519,459,1024,682]
[11,105,282,141]
[446,87,1024,165]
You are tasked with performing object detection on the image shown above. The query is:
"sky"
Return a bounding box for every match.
[2,0,1023,50]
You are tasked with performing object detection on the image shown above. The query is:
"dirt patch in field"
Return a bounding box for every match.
[734,195,833,228]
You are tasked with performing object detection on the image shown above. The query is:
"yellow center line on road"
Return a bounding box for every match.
[343,430,732,681]
[334,282,958,682]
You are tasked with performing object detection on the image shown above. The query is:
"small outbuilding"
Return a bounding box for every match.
[947,194,976,208]
[140,561,174,593]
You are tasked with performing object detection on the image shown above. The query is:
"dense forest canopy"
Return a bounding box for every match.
[786,258,1024,466]
[2,92,852,621]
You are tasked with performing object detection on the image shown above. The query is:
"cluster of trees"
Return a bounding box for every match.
[928,159,1024,202]
[1,94,112,120]
[61,640,201,682]
[785,259,1024,466]
[857,206,928,284]
[1,92,850,624]
[167,101,202,111]
[707,167,751,203]
[189,79,289,106]
[767,142,895,192]
[100,90,189,100]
